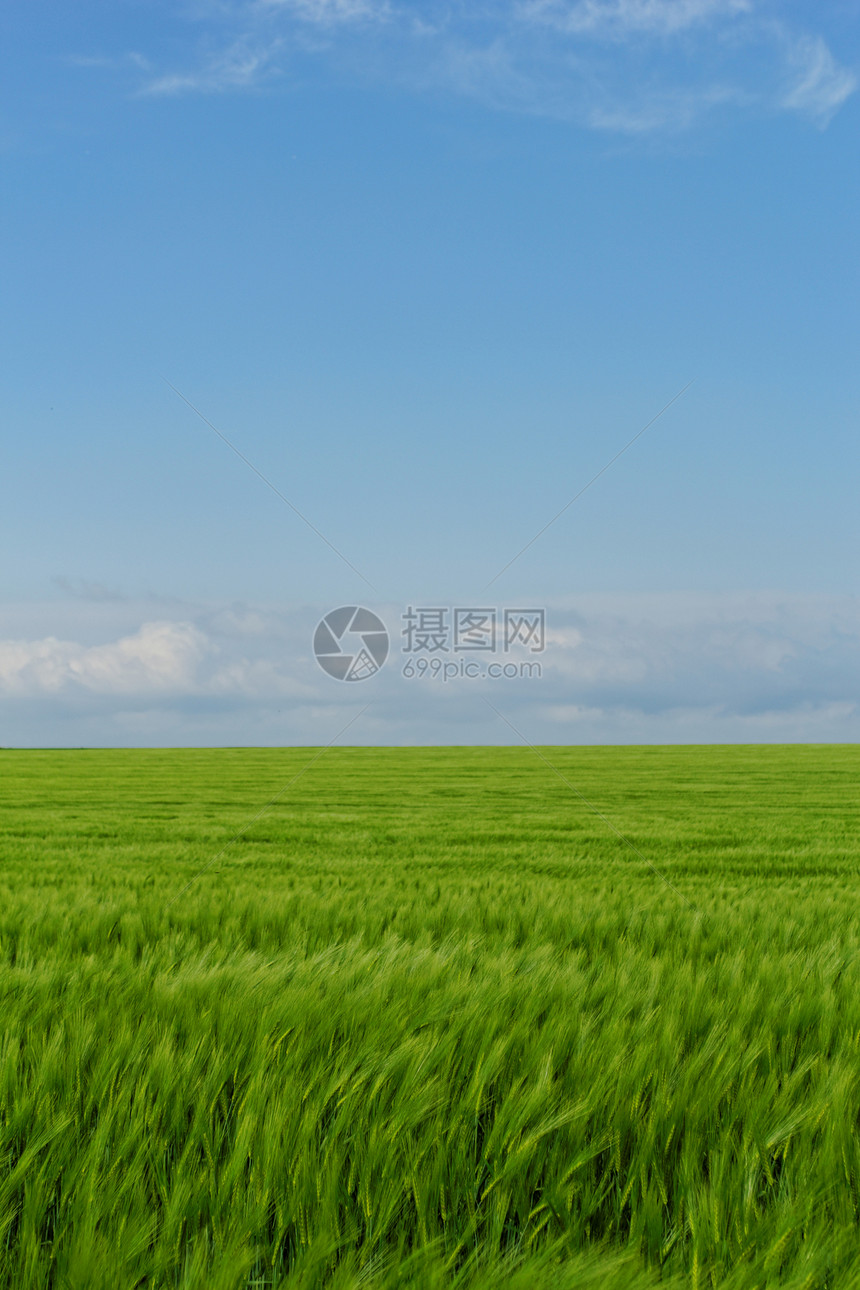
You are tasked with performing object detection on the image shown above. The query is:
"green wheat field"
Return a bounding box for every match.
[1,745,859,1289]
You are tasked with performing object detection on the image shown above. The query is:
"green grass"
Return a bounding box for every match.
[1,744,859,1288]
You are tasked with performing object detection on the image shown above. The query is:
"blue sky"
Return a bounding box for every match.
[1,0,858,746]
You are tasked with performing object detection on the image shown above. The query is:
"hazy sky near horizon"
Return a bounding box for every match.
[1,0,858,746]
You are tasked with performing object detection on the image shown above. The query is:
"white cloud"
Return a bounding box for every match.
[521,0,751,38]
[587,83,745,132]
[259,0,390,23]
[0,622,207,696]
[143,39,282,96]
[2,593,859,745]
[540,593,812,692]
[66,51,152,71]
[117,0,856,130]
[781,33,858,125]
[438,37,544,115]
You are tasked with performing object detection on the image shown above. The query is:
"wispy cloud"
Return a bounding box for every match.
[780,33,858,126]
[259,0,391,23]
[587,83,746,133]
[84,1,857,130]
[52,576,126,603]
[66,51,151,71]
[142,38,283,96]
[520,0,752,38]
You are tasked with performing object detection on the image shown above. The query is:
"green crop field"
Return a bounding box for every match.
[1,745,859,1289]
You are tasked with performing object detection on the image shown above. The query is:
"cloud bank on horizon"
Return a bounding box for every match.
[2,592,858,746]
[116,0,858,132]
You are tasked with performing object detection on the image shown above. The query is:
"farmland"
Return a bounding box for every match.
[1,745,859,1288]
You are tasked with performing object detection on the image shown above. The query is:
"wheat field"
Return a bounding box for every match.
[1,745,858,1288]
